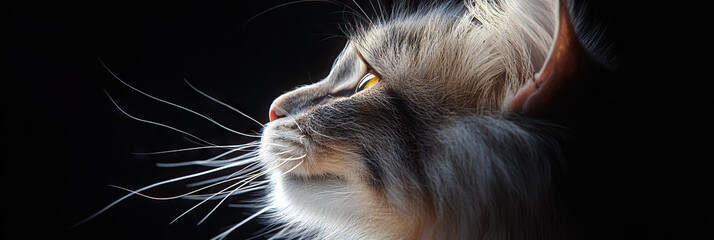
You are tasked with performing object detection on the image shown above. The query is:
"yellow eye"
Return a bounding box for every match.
[356,72,380,92]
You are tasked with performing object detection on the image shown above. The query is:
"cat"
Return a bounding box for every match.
[81,0,610,239]
[259,0,608,239]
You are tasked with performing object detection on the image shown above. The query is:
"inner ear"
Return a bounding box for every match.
[509,0,594,117]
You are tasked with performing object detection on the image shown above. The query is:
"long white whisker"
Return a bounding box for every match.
[107,167,267,202]
[184,153,260,168]
[71,156,254,228]
[195,156,303,225]
[210,206,271,240]
[196,173,266,225]
[204,114,262,138]
[227,204,261,209]
[132,142,259,155]
[172,159,289,225]
[184,79,265,127]
[186,161,262,188]
[99,59,258,138]
[352,0,372,24]
[182,135,212,147]
[106,183,234,201]
[155,147,254,168]
[169,169,264,225]
[181,184,268,200]
[243,0,345,26]
[104,91,218,147]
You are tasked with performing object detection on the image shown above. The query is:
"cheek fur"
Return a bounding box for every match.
[262,97,379,183]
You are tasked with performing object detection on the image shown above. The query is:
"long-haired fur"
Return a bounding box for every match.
[83,0,610,239]
[258,0,598,239]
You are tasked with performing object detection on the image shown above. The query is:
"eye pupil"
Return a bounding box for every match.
[356,72,380,92]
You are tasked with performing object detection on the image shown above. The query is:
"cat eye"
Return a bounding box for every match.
[355,72,380,93]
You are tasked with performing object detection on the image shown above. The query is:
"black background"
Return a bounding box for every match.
[4,0,712,239]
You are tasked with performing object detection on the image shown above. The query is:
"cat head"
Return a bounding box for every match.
[259,0,597,238]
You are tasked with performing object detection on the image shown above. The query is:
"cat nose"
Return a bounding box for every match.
[269,103,285,122]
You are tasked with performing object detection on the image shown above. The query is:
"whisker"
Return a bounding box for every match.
[182,181,270,201]
[173,159,290,225]
[105,181,263,201]
[351,0,372,24]
[204,113,262,138]
[187,155,260,168]
[227,203,263,209]
[261,142,288,148]
[196,173,266,225]
[197,158,305,226]
[71,156,255,228]
[243,0,345,26]
[210,206,271,240]
[319,34,348,42]
[170,171,263,225]
[186,160,262,187]
[304,125,355,156]
[273,149,301,159]
[107,161,266,202]
[280,160,304,175]
[131,142,258,155]
[332,2,372,25]
[99,59,259,138]
[182,187,266,201]
[104,91,218,147]
[282,154,307,162]
[155,147,257,168]
[181,135,213,147]
[307,124,336,141]
[184,79,265,127]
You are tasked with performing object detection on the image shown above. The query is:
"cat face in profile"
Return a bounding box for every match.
[260,0,601,239]
[83,0,605,239]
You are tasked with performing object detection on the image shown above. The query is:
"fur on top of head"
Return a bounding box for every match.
[346,0,558,112]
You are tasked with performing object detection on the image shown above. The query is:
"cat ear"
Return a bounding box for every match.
[509,0,594,116]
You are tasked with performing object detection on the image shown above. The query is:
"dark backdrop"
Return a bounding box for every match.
[4,0,711,239]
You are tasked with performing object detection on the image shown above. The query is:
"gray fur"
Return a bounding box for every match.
[258,0,586,239]
[80,1,610,238]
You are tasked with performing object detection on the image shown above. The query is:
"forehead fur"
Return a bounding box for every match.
[347,0,557,111]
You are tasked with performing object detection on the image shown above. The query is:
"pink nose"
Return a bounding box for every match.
[269,104,285,122]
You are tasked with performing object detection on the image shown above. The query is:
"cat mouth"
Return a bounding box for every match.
[261,105,364,181]
[260,118,311,175]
